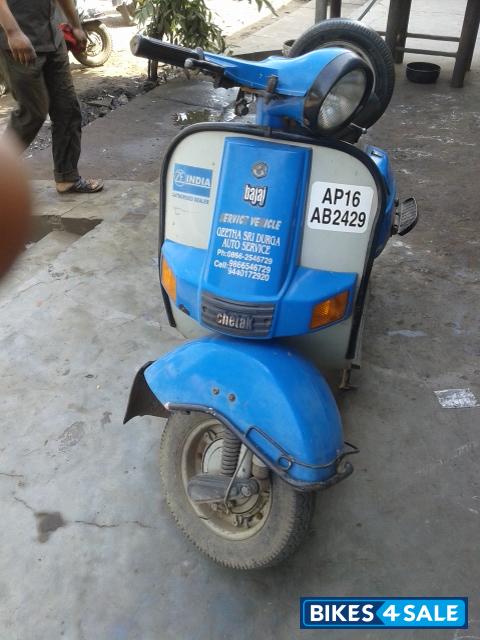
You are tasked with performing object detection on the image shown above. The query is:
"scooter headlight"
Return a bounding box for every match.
[316,69,367,130]
[303,52,373,134]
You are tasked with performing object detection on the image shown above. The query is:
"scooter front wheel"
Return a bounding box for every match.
[159,411,315,569]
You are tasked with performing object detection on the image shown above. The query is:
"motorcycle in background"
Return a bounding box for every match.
[0,1,113,96]
[65,0,113,67]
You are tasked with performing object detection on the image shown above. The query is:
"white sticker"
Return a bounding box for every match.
[434,388,479,409]
[307,182,374,233]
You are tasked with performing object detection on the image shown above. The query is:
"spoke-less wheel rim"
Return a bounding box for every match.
[180,418,272,541]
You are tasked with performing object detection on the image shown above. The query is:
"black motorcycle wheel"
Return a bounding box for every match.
[159,411,315,569]
[288,19,395,131]
[73,24,112,68]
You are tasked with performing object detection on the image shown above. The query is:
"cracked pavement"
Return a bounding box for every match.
[12,496,155,537]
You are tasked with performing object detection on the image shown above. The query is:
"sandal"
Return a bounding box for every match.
[57,177,104,194]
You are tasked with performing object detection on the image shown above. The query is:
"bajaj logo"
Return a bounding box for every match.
[173,163,212,199]
[243,184,267,207]
[252,161,268,179]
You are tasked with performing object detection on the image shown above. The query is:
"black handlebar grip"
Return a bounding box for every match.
[130,35,201,67]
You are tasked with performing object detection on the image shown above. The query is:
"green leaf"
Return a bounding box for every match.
[133,0,265,49]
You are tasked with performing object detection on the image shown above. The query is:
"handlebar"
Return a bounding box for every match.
[131,35,201,68]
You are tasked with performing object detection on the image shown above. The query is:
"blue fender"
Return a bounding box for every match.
[125,336,355,489]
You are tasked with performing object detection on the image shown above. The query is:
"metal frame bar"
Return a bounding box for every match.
[377,31,459,43]
[405,32,459,43]
[396,47,457,58]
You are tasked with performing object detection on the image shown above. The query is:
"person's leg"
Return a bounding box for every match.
[42,43,82,185]
[0,51,49,149]
[42,44,103,193]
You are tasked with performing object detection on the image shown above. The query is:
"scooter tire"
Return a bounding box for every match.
[288,19,395,132]
[159,411,316,569]
[73,24,113,68]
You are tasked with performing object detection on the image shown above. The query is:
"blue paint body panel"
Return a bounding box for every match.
[144,336,345,484]
[163,239,357,338]
[204,49,345,97]
[204,137,311,298]
[163,135,360,339]
[274,267,356,335]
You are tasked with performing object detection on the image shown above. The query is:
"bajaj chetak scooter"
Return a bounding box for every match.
[124,20,418,569]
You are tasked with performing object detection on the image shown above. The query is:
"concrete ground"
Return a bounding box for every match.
[1,1,480,639]
[229,0,366,54]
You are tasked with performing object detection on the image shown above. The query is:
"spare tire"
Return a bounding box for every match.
[288,19,395,132]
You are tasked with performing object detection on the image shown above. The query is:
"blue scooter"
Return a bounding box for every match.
[124,20,418,569]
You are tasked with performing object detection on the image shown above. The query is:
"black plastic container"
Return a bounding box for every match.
[406,62,441,84]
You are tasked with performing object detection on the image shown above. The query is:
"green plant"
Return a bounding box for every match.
[136,0,275,52]
[136,0,224,52]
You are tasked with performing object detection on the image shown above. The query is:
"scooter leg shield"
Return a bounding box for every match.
[124,336,354,490]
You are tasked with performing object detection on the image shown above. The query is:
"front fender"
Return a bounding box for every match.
[125,336,354,489]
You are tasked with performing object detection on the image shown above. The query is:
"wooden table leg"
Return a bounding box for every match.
[465,17,480,71]
[315,0,328,22]
[330,0,342,18]
[451,0,480,87]
[385,0,412,63]
[464,0,480,72]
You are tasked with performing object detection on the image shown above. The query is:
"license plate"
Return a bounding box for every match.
[307,182,374,233]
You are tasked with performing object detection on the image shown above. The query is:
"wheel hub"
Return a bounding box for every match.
[181,420,272,540]
[86,33,103,56]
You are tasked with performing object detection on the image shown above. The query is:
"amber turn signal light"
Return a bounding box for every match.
[310,291,349,329]
[161,256,176,302]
